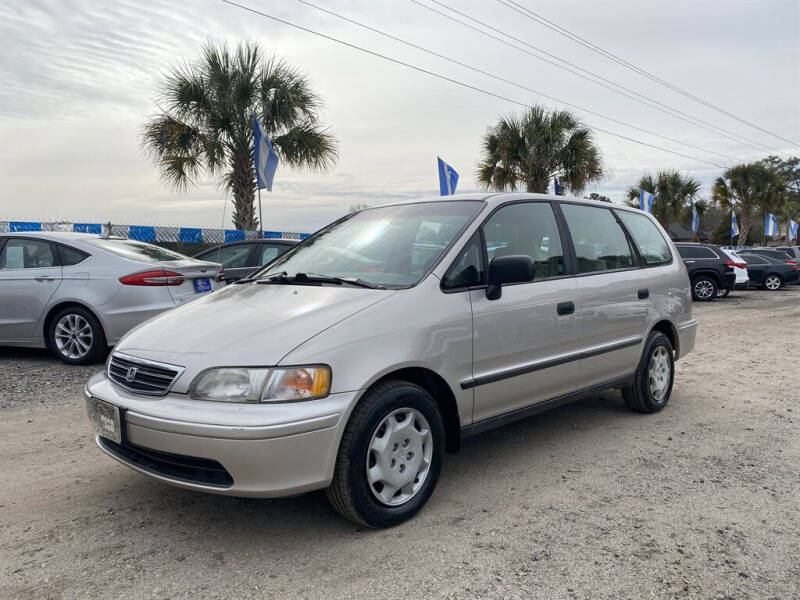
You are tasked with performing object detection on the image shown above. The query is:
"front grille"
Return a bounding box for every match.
[99,437,233,487]
[107,353,183,396]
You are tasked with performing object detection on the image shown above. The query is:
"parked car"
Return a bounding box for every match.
[674,242,736,301]
[718,248,748,297]
[85,194,696,527]
[775,245,800,262]
[745,247,798,266]
[0,232,220,364]
[194,239,297,284]
[738,252,800,290]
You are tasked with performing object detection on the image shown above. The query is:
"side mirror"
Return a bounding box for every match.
[486,255,534,300]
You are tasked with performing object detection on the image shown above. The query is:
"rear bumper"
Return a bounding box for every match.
[84,373,358,497]
[721,272,736,288]
[676,319,697,360]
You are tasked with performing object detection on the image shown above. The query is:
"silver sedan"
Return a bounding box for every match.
[0,232,220,364]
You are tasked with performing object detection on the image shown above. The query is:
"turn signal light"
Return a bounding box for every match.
[119,270,185,286]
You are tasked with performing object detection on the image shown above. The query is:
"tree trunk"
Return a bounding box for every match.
[739,208,751,246]
[526,174,549,194]
[230,150,257,231]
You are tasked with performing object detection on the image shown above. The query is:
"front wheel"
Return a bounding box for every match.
[622,331,675,413]
[326,380,444,528]
[691,275,717,302]
[763,274,783,291]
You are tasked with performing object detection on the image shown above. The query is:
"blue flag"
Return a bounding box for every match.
[764,213,778,237]
[731,212,739,238]
[789,218,799,241]
[437,157,459,196]
[254,116,279,191]
[639,189,655,213]
[553,177,562,195]
[690,201,699,233]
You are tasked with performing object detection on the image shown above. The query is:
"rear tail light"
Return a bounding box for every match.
[725,260,747,269]
[120,270,185,286]
[216,269,226,283]
[784,259,798,266]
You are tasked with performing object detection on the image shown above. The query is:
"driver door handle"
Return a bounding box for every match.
[34,276,55,282]
[556,301,575,316]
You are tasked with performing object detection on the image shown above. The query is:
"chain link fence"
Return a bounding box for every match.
[0,220,310,255]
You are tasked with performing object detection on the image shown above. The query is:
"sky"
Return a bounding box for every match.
[1,0,798,234]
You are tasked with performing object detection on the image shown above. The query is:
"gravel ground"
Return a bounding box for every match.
[1,288,799,600]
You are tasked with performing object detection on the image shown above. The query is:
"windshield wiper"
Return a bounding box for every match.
[299,273,386,289]
[255,271,385,289]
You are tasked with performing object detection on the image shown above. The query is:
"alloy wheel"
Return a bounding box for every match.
[648,346,671,402]
[694,279,714,300]
[54,314,93,360]
[366,408,433,506]
[765,276,781,290]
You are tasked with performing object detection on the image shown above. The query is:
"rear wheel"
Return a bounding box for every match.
[763,274,783,291]
[622,331,674,413]
[326,380,444,528]
[691,275,717,302]
[48,306,106,365]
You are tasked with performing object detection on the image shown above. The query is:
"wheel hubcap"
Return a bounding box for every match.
[54,314,93,359]
[366,408,433,506]
[648,346,671,402]
[766,276,780,290]
[694,280,714,299]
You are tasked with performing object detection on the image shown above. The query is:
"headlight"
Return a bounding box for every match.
[189,366,331,403]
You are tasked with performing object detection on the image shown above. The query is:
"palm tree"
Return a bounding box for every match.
[626,170,701,228]
[143,40,338,230]
[713,162,786,245]
[476,106,603,194]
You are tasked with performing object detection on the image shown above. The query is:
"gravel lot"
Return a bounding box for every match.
[1,288,799,600]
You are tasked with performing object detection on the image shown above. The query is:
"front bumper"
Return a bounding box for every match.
[675,318,697,360]
[84,372,358,497]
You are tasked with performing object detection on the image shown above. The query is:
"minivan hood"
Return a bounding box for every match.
[115,282,393,389]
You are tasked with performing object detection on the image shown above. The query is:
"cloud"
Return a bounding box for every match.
[0,0,797,232]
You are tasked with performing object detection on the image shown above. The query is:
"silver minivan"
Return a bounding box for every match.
[84,194,697,527]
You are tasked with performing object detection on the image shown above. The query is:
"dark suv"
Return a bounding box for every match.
[675,243,736,301]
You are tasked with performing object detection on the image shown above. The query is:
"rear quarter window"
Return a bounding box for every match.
[615,210,672,265]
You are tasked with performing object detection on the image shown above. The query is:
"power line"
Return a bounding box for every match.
[499,0,799,150]
[414,0,774,154]
[295,0,739,162]
[218,0,726,168]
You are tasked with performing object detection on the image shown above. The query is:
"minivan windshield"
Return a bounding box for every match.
[257,201,483,288]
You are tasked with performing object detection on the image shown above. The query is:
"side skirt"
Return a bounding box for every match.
[460,374,635,439]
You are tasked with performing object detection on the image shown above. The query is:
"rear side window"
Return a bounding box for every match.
[199,244,252,267]
[58,245,90,266]
[85,238,186,262]
[677,246,718,259]
[744,255,767,265]
[616,211,672,265]
[0,239,56,269]
[482,202,565,279]
[259,245,282,266]
[560,204,634,273]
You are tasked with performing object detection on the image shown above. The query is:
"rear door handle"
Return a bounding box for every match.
[556,301,575,316]
[637,288,649,299]
[34,276,55,282]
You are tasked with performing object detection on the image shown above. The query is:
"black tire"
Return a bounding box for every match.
[47,306,107,365]
[622,331,675,413]
[762,273,783,291]
[716,287,731,298]
[691,275,718,302]
[326,380,445,528]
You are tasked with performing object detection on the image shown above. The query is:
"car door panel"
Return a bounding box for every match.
[470,278,581,422]
[0,239,63,340]
[575,269,648,388]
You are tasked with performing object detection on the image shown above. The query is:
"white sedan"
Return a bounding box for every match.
[0,232,220,364]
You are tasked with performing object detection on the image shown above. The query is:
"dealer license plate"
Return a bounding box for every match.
[86,397,122,444]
